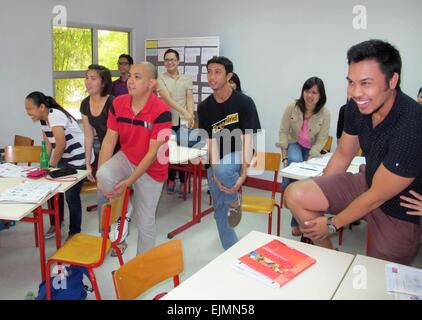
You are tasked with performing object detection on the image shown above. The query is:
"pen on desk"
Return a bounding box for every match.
[299,166,319,171]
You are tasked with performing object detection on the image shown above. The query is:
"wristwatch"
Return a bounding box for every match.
[327,217,339,235]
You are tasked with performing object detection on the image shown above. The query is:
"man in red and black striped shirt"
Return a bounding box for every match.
[97,62,172,254]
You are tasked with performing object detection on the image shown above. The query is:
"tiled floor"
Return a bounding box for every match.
[1,183,421,300]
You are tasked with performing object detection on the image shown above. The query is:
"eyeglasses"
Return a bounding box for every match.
[164,58,177,63]
[117,62,130,66]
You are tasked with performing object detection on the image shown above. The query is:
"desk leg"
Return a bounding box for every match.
[197,164,214,219]
[53,194,61,249]
[167,164,200,239]
[35,206,46,281]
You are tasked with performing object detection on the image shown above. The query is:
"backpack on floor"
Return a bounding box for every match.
[37,266,92,300]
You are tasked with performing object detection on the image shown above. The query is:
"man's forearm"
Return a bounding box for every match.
[324,151,352,175]
[332,192,384,229]
[98,143,115,169]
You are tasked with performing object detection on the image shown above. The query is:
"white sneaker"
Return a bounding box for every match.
[114,216,131,243]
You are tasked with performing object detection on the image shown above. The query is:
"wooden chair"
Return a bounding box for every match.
[14,135,34,147]
[112,239,183,300]
[4,145,43,247]
[321,135,333,154]
[4,145,41,165]
[45,188,130,300]
[242,152,282,236]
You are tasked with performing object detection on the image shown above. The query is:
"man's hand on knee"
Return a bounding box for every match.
[301,216,329,240]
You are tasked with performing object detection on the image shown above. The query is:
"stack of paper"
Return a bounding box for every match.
[280,162,324,178]
[351,156,366,166]
[306,154,332,166]
[0,163,27,178]
[307,154,366,167]
[385,263,422,300]
[0,181,61,204]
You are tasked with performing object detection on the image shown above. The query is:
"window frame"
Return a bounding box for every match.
[51,23,132,116]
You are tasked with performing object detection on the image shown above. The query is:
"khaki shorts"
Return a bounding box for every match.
[313,166,422,265]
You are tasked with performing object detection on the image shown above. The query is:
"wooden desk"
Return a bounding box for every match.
[163,230,354,300]
[333,254,395,300]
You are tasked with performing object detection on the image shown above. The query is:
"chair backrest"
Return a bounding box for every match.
[14,135,34,146]
[112,239,183,300]
[3,145,41,164]
[95,188,130,267]
[248,152,281,198]
[100,188,130,232]
[250,152,281,172]
[321,136,333,153]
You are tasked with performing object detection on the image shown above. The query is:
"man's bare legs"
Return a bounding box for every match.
[284,179,332,248]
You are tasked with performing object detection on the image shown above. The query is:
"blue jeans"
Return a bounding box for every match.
[207,152,241,250]
[49,161,84,235]
[282,143,310,228]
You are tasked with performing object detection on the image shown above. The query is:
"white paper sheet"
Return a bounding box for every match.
[280,162,323,178]
[201,47,219,64]
[185,47,200,63]
[201,73,208,83]
[385,263,422,298]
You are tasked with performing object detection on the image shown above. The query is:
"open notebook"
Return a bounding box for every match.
[0,181,61,204]
[0,163,28,178]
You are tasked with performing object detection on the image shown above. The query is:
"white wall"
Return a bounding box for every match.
[143,0,422,151]
[0,0,146,146]
[1,0,421,149]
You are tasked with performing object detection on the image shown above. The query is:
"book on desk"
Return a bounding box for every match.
[0,181,61,204]
[233,239,316,288]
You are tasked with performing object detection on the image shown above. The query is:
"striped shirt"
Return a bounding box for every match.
[40,109,88,168]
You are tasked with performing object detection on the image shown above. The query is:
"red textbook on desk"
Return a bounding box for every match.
[235,239,316,287]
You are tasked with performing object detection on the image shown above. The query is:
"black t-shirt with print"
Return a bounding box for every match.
[344,89,422,224]
[198,90,261,161]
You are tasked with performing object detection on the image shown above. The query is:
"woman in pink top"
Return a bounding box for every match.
[276,77,330,236]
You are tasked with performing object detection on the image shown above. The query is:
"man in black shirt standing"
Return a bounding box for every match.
[198,57,261,250]
[284,40,422,265]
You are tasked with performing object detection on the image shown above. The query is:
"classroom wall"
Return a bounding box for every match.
[1,0,421,150]
[143,0,422,151]
[0,0,146,146]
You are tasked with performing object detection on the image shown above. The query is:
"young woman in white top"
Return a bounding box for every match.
[25,91,89,240]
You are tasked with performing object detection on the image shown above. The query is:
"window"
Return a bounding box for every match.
[53,26,130,119]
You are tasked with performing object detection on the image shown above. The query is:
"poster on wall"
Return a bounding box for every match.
[145,36,220,111]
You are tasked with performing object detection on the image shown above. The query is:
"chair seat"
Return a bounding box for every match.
[81,181,97,193]
[242,195,275,214]
[50,233,111,265]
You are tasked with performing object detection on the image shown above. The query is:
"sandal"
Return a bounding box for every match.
[228,195,242,228]
[111,241,127,257]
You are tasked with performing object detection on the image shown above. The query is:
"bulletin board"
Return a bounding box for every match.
[145,36,220,111]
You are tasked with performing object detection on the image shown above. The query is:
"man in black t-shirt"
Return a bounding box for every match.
[284,40,422,265]
[198,56,261,250]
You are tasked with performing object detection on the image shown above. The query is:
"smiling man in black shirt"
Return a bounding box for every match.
[198,56,261,250]
[285,40,422,265]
